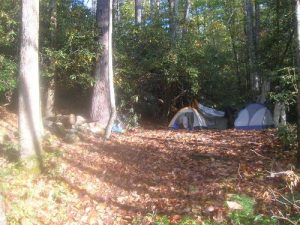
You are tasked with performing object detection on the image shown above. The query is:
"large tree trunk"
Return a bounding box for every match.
[245,0,260,95]
[105,0,116,139]
[19,0,43,158]
[135,0,143,24]
[45,0,57,118]
[295,0,300,167]
[90,0,111,127]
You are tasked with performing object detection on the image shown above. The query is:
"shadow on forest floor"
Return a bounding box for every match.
[48,127,293,223]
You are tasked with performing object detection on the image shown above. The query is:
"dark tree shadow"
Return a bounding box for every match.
[19,75,44,172]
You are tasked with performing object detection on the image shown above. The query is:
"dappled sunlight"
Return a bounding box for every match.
[41,127,294,223]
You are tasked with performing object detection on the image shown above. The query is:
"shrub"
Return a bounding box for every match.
[276,124,297,150]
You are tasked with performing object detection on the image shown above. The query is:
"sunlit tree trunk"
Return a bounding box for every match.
[105,0,116,139]
[45,0,57,117]
[295,0,300,167]
[90,0,111,127]
[135,0,143,24]
[19,0,43,158]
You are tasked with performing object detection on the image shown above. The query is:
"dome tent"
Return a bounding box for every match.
[169,107,207,129]
[234,103,274,130]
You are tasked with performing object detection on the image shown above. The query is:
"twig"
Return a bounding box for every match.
[237,163,243,179]
[272,215,298,225]
[269,170,294,178]
[250,149,268,158]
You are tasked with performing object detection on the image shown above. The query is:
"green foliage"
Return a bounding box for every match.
[0,141,19,162]
[0,0,19,96]
[276,124,297,150]
[155,215,170,225]
[0,56,16,93]
[40,0,97,90]
[269,67,297,105]
[179,217,200,225]
[228,194,276,225]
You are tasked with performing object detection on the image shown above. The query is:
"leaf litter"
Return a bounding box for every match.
[0,109,298,224]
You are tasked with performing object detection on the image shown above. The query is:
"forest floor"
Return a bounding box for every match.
[0,106,299,224]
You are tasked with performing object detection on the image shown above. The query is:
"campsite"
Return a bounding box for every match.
[1,0,300,224]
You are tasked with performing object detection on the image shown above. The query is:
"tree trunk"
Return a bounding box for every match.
[90,0,111,127]
[45,78,55,117]
[295,0,300,167]
[150,0,155,19]
[105,0,117,140]
[135,0,143,24]
[156,0,160,13]
[273,102,286,127]
[258,80,270,103]
[183,0,191,34]
[113,0,120,22]
[92,0,97,15]
[245,0,260,95]
[45,0,57,118]
[19,0,43,158]
[168,0,177,40]
[0,194,6,225]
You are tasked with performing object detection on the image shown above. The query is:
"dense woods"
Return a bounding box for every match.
[1,0,300,224]
[0,0,298,120]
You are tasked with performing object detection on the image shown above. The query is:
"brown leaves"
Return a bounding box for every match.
[1,114,297,224]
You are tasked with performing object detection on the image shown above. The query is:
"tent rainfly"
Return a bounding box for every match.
[234,103,274,130]
[168,107,207,129]
[198,104,228,129]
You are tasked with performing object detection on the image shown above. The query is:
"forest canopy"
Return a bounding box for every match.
[0,0,297,120]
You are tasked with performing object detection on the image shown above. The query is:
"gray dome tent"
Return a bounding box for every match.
[234,103,274,130]
[168,107,207,129]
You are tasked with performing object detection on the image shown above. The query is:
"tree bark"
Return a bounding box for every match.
[19,0,43,158]
[183,0,191,34]
[169,0,177,40]
[150,0,155,19]
[92,0,97,15]
[156,0,160,13]
[135,0,143,24]
[245,0,260,94]
[273,102,286,127]
[105,0,117,140]
[45,0,57,118]
[295,0,300,167]
[90,0,111,127]
[0,194,6,225]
